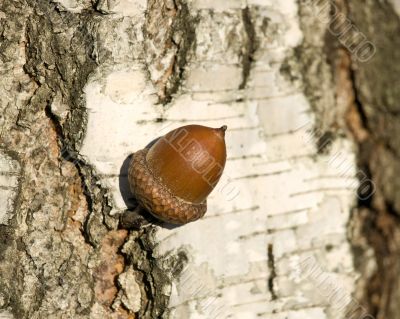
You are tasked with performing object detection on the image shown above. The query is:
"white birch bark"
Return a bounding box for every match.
[78,1,360,318]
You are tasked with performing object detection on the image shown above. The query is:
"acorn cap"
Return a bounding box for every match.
[128,124,227,224]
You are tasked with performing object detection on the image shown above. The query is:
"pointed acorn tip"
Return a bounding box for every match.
[215,125,227,138]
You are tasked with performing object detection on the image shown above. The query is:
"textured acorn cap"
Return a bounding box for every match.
[128,125,227,224]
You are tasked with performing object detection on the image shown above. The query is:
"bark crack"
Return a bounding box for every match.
[239,6,257,90]
[267,243,277,300]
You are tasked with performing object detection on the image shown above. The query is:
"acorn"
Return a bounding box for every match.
[128,124,227,225]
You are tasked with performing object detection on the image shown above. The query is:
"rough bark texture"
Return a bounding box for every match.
[0,0,399,318]
[345,1,400,319]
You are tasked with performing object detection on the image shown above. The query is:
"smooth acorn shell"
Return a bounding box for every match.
[146,125,227,204]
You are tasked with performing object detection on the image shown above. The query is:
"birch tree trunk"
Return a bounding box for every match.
[0,0,399,318]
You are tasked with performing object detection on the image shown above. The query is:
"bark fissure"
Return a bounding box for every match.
[239,6,257,90]
[267,243,277,300]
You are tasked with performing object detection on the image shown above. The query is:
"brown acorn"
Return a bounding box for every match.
[128,124,227,224]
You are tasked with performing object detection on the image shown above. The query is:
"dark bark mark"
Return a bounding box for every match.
[347,69,369,131]
[120,206,154,230]
[316,131,334,154]
[239,6,257,90]
[267,243,277,300]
